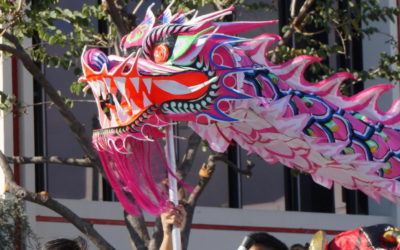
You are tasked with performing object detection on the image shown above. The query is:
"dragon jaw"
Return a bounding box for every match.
[79,49,212,130]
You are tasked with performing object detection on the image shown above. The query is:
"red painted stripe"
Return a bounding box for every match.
[11,56,20,185]
[36,216,342,235]
[12,56,21,250]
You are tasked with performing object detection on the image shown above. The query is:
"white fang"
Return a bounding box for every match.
[142,92,152,107]
[97,80,107,99]
[114,77,130,105]
[143,78,152,94]
[130,99,141,115]
[103,78,111,92]
[112,94,130,124]
[130,77,140,92]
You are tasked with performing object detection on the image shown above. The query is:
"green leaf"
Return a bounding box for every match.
[0,92,8,103]
[55,7,63,14]
[63,9,74,18]
[48,36,56,45]
[351,20,359,30]
[43,33,49,42]
[282,25,290,33]
[342,25,349,38]
[38,29,45,38]
[73,68,82,76]
[67,100,74,108]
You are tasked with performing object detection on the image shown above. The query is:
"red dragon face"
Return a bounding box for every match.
[80,51,211,129]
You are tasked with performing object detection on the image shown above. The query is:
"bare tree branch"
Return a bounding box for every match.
[290,0,297,18]
[271,0,316,63]
[102,0,130,40]
[0,28,24,51]
[8,99,106,117]
[124,210,150,250]
[213,153,254,177]
[148,217,163,250]
[179,151,255,250]
[6,156,94,167]
[0,150,115,250]
[181,156,217,250]
[178,132,202,180]
[0,36,106,179]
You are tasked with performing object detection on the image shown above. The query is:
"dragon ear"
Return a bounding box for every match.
[120,4,156,50]
[156,0,175,25]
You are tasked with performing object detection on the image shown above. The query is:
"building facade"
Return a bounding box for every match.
[1,0,400,249]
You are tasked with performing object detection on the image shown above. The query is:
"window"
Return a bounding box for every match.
[35,0,101,200]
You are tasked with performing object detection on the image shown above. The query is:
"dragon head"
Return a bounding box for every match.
[79,3,277,153]
[79,2,286,216]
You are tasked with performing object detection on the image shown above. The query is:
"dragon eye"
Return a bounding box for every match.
[153,44,169,63]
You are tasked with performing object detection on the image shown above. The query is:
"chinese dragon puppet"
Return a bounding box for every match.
[79,3,400,216]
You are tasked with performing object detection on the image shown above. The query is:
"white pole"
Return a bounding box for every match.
[165,121,182,250]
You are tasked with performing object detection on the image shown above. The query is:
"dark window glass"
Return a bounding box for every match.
[42,0,100,200]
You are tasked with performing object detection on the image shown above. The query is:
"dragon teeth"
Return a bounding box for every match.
[142,92,152,107]
[143,78,152,94]
[97,80,107,100]
[114,77,130,105]
[112,94,130,124]
[103,78,111,93]
[110,111,118,127]
[130,99,141,115]
[130,77,140,92]
[89,81,101,97]
[103,115,110,128]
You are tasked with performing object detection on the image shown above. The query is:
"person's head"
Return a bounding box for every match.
[248,232,288,250]
[41,237,88,250]
[290,244,306,250]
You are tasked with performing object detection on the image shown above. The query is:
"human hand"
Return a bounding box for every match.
[160,202,187,236]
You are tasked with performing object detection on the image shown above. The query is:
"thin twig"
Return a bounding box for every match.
[213,153,254,177]
[4,99,104,118]
[335,26,347,58]
[300,19,354,36]
[6,156,94,167]
[132,0,145,15]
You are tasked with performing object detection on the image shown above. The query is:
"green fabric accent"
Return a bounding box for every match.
[126,24,148,43]
[168,26,215,63]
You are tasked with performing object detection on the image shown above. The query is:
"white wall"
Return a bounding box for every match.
[34,199,393,250]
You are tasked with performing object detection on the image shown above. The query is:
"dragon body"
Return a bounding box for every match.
[80,4,400,215]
